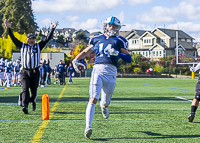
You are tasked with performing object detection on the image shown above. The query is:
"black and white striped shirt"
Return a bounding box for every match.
[21,43,40,69]
[8,28,55,70]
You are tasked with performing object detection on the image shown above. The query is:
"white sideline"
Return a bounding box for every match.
[175,96,193,102]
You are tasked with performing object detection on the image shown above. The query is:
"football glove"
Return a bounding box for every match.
[109,48,119,56]
[72,59,85,73]
[190,66,195,72]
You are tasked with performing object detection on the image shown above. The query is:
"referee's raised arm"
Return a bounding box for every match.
[39,21,58,50]
[4,19,22,49]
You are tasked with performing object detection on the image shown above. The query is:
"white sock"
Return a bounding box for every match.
[85,102,96,129]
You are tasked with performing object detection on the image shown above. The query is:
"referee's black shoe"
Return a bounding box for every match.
[188,114,195,122]
[22,107,29,114]
[32,102,36,111]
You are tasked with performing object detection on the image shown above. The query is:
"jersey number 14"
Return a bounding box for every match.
[99,43,112,58]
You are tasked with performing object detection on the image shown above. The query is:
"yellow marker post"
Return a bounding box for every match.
[42,94,49,120]
[192,72,195,79]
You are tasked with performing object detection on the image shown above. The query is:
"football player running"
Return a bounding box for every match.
[72,16,131,139]
[188,48,200,122]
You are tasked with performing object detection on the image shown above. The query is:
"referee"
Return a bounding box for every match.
[4,19,58,114]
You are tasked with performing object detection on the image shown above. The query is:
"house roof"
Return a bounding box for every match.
[134,30,147,36]
[150,43,167,50]
[55,29,63,33]
[119,30,146,40]
[63,28,76,32]
[156,28,193,39]
[73,29,87,34]
[119,31,131,38]
[128,30,147,39]
[90,31,102,36]
[140,31,159,39]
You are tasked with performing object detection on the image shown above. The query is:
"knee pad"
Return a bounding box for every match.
[100,101,109,107]
[195,94,200,101]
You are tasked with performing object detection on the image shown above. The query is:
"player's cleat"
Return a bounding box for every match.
[32,102,36,111]
[14,84,16,87]
[22,107,28,114]
[54,82,57,84]
[188,114,195,122]
[100,104,109,119]
[41,85,47,87]
[84,128,92,139]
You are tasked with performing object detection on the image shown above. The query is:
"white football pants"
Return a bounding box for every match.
[89,64,117,106]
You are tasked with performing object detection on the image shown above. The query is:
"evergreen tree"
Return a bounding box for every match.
[0,0,6,37]
[1,0,38,37]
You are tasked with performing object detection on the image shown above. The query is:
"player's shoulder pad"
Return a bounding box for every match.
[116,35,129,50]
[89,34,105,45]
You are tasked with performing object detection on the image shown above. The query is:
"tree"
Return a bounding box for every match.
[1,0,38,37]
[131,53,141,67]
[75,31,87,41]
[57,35,65,45]
[0,31,26,59]
[0,0,6,37]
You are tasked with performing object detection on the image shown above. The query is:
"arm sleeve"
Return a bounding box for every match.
[39,28,55,50]
[118,52,132,63]
[7,28,22,49]
[194,63,200,72]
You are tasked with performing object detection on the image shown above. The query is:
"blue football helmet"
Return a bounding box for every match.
[103,16,121,37]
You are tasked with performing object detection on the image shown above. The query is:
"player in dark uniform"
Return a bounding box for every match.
[56,60,66,85]
[67,63,75,84]
[72,16,131,139]
[188,53,200,122]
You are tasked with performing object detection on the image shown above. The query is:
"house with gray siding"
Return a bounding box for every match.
[120,28,195,61]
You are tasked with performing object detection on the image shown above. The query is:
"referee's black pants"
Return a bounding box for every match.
[20,68,40,107]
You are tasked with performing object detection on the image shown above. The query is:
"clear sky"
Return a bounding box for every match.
[32,0,200,42]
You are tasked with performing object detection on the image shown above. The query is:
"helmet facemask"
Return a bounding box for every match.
[103,16,121,37]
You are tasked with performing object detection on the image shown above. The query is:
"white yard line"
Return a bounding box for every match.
[175,96,193,102]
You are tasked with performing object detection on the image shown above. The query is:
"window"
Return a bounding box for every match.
[187,39,191,42]
[159,51,162,56]
[163,50,166,57]
[156,51,158,56]
[146,52,148,57]
[153,51,155,56]
[132,39,139,44]
[181,39,185,41]
[160,38,166,43]
[143,38,152,45]
[174,38,176,42]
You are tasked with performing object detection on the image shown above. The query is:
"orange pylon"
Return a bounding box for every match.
[42,94,49,120]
